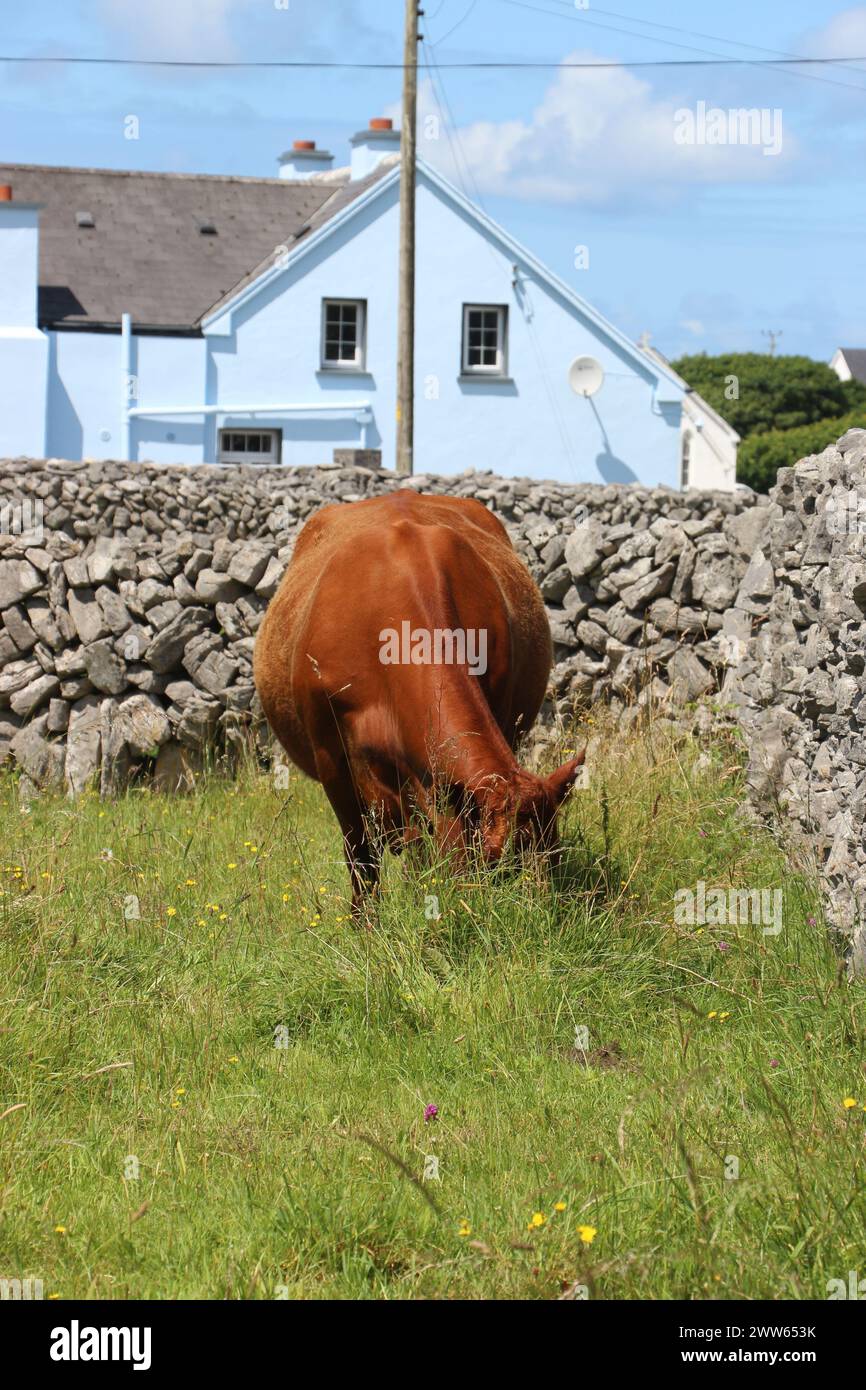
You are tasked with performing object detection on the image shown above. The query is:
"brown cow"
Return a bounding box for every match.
[254,490,585,908]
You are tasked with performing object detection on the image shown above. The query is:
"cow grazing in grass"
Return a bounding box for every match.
[254,491,585,910]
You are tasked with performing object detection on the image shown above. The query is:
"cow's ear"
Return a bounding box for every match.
[544,748,586,806]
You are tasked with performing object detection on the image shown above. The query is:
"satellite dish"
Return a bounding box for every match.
[568,355,604,397]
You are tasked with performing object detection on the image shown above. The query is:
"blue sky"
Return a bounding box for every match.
[3,0,866,360]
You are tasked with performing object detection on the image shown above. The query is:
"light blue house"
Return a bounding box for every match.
[0,122,686,485]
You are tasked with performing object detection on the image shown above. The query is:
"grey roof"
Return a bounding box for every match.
[0,161,390,332]
[203,158,399,322]
[838,348,866,384]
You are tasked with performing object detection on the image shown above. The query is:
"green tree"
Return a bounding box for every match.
[670,352,866,439]
[737,410,866,493]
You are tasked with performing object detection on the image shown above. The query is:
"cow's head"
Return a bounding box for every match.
[471,749,586,866]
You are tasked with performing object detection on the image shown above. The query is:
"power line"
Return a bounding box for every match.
[550,0,866,79]
[500,0,866,95]
[0,52,865,70]
[428,0,480,48]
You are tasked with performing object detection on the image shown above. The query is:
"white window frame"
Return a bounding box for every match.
[462,303,508,376]
[320,298,367,371]
[218,429,282,466]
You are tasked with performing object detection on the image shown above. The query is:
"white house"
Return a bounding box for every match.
[0,118,710,488]
[639,339,739,491]
[830,347,866,385]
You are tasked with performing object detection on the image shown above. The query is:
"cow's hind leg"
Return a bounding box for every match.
[320,768,381,918]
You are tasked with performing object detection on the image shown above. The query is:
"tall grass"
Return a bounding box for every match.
[0,715,863,1300]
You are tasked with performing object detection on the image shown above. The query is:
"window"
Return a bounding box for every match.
[218,430,282,466]
[321,299,366,370]
[462,304,508,376]
[681,431,692,489]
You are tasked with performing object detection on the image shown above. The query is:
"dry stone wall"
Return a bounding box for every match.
[0,458,759,798]
[724,429,866,974]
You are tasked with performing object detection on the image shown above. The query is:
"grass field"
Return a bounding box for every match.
[1,715,864,1301]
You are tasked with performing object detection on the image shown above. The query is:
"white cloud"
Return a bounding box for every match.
[96,0,387,62]
[802,5,866,55]
[97,0,251,60]
[406,52,799,207]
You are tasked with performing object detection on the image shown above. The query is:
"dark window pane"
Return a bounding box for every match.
[323,301,361,362]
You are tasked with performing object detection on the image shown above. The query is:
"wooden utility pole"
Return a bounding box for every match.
[396,0,420,476]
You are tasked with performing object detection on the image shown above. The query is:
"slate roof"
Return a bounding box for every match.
[838,349,866,384]
[203,158,399,322]
[0,162,391,332]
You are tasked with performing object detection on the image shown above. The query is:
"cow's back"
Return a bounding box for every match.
[254,491,551,779]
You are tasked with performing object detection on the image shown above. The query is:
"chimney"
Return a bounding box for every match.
[350,117,400,181]
[278,139,335,180]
